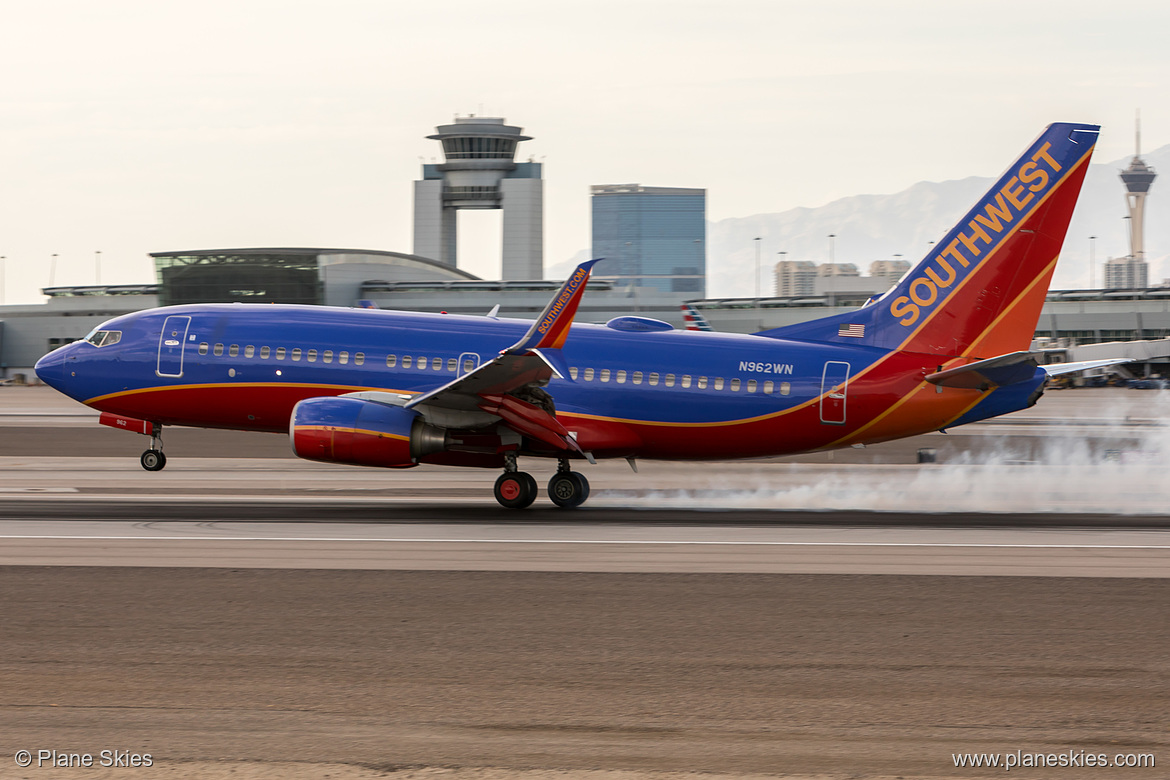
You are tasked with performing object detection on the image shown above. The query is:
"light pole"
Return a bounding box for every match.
[826,234,836,303]
[95,250,102,285]
[693,238,703,297]
[753,237,762,300]
[49,253,58,288]
[0,256,5,304]
[776,250,787,296]
[1089,235,1097,288]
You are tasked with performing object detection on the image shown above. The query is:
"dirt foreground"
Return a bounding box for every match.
[2,568,1166,779]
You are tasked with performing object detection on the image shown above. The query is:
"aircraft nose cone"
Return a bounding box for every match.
[34,347,67,390]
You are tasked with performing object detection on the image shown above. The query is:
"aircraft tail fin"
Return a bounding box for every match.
[757,122,1099,359]
[681,303,714,331]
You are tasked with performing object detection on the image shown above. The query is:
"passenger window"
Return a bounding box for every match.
[747,379,758,393]
[291,348,302,361]
[600,369,611,382]
[355,353,365,366]
[714,377,724,390]
[697,376,708,389]
[584,367,595,381]
[386,354,396,367]
[665,374,676,387]
[416,356,425,368]
[648,372,660,386]
[569,367,579,380]
[260,346,270,359]
[323,350,333,363]
[681,375,692,388]
[339,351,349,365]
[616,370,627,384]
[229,344,239,357]
[764,381,774,394]
[213,343,224,357]
[446,358,456,372]
[199,342,209,355]
[275,347,286,360]
[307,349,317,362]
[780,382,791,396]
[731,378,741,391]
[463,359,475,373]
[402,356,412,368]
[432,357,442,370]
[245,345,255,358]
[632,371,643,385]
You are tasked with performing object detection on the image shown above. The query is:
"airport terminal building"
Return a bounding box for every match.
[0,247,688,379]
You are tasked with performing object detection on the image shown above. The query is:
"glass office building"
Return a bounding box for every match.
[591,184,706,295]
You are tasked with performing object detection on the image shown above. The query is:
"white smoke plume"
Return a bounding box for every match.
[598,390,1170,515]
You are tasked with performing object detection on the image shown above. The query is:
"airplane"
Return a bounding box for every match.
[36,122,1120,509]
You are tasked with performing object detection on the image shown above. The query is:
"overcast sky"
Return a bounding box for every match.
[3,0,1169,303]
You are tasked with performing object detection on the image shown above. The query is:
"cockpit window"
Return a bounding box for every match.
[85,330,122,347]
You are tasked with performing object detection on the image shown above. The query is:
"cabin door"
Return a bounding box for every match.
[458,352,480,377]
[156,315,191,378]
[819,361,850,425]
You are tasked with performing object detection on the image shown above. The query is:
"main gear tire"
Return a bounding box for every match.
[494,471,538,509]
[548,471,590,508]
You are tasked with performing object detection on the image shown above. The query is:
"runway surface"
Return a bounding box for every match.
[2,515,1170,577]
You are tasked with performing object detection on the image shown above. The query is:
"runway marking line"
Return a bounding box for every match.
[1,535,1168,550]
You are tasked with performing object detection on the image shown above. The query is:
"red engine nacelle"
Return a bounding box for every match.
[290,396,447,468]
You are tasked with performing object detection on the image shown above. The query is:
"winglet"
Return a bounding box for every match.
[507,259,601,353]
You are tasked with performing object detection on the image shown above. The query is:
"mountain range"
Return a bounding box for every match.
[553,144,1170,298]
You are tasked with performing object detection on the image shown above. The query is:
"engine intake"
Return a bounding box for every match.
[290,396,448,468]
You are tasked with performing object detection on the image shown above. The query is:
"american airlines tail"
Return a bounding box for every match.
[759,122,1100,360]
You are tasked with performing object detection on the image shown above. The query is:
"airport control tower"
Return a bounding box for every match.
[1120,114,1157,264]
[413,116,543,280]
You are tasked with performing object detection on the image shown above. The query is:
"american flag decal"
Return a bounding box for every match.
[837,324,865,338]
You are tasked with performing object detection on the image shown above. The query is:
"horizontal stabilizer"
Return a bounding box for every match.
[925,351,1038,389]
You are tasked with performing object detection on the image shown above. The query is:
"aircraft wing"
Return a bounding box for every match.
[403,259,601,454]
[1041,358,1133,376]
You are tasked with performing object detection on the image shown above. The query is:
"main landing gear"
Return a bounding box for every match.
[140,427,167,472]
[493,455,590,509]
[547,460,590,509]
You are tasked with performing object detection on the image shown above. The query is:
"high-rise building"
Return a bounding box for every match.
[774,260,817,296]
[816,262,859,278]
[413,116,543,280]
[1103,256,1149,289]
[590,184,706,295]
[869,259,912,288]
[1118,112,1156,288]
